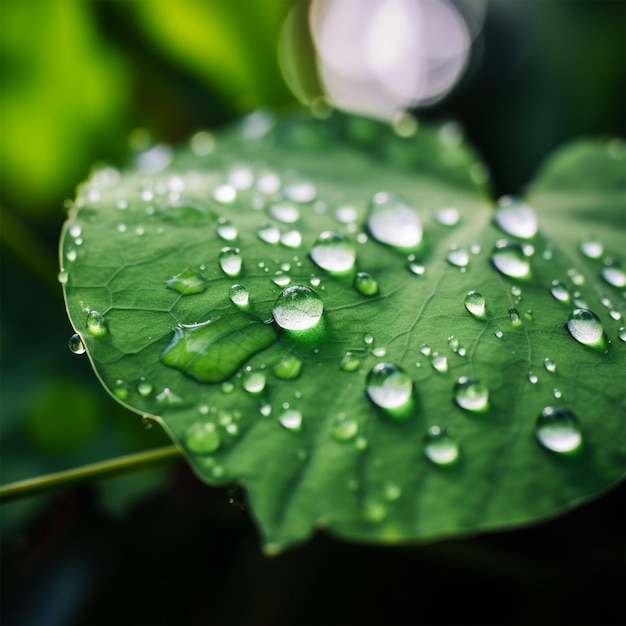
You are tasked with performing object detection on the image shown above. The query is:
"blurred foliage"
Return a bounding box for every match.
[0,0,623,624]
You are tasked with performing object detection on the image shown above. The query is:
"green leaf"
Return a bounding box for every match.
[60,111,625,551]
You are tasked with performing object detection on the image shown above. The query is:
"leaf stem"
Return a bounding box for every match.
[0,445,182,504]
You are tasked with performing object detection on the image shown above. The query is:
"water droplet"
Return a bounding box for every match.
[420,344,431,356]
[212,184,237,204]
[407,261,425,276]
[68,333,85,355]
[57,269,68,285]
[454,377,489,412]
[166,267,207,295]
[491,240,531,279]
[309,232,356,274]
[331,415,359,441]
[609,310,622,321]
[190,130,215,156]
[310,276,321,287]
[580,238,603,259]
[566,308,607,351]
[383,482,402,501]
[185,422,221,453]
[274,354,303,379]
[543,358,556,373]
[218,247,242,277]
[278,409,302,431]
[228,284,249,308]
[160,313,276,383]
[216,218,238,241]
[257,224,280,244]
[113,379,130,399]
[494,330,503,338]
[535,407,582,453]
[137,377,153,396]
[363,333,374,345]
[86,310,108,337]
[242,370,266,394]
[280,229,302,248]
[273,285,323,331]
[272,275,291,287]
[493,196,538,239]
[340,352,362,372]
[435,207,460,226]
[619,327,626,342]
[553,388,563,399]
[354,272,379,296]
[423,426,459,465]
[509,308,522,327]
[363,499,387,523]
[269,201,300,223]
[284,181,316,203]
[334,205,358,224]
[527,372,538,384]
[446,248,469,268]
[228,165,254,190]
[550,280,570,303]
[367,192,422,250]
[601,264,626,288]
[432,354,448,373]
[511,286,522,298]
[464,291,486,318]
[66,248,77,262]
[365,362,413,414]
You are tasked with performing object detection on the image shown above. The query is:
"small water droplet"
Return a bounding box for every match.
[57,269,68,285]
[363,499,387,523]
[274,354,303,379]
[367,192,422,250]
[446,248,469,268]
[601,264,626,288]
[420,344,431,356]
[229,284,249,307]
[491,240,531,279]
[432,354,448,373]
[228,165,254,190]
[310,276,321,287]
[527,372,538,384]
[372,346,386,357]
[273,285,323,331]
[448,336,459,351]
[464,291,486,318]
[137,377,153,396]
[242,370,266,394]
[365,362,413,415]
[66,248,77,263]
[284,181,316,203]
[216,218,238,241]
[331,415,359,441]
[363,333,374,345]
[257,223,280,244]
[280,229,302,248]
[113,379,130,399]
[423,426,459,465]
[269,201,300,223]
[218,247,242,277]
[340,352,362,372]
[86,310,108,337]
[407,261,425,276]
[212,184,237,204]
[566,308,607,351]
[543,358,556,373]
[580,238,603,259]
[272,275,291,287]
[354,272,379,296]
[609,310,622,321]
[309,232,356,274]
[334,205,358,224]
[494,330,503,338]
[435,207,460,226]
[509,308,522,327]
[166,267,207,295]
[383,482,402,501]
[185,422,221,453]
[619,327,626,342]
[493,196,538,239]
[553,388,563,399]
[279,408,303,431]
[454,377,489,412]
[68,333,85,354]
[259,403,272,417]
[190,130,215,156]
[550,280,570,303]
[535,407,582,453]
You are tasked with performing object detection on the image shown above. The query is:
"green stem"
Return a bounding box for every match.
[0,445,181,504]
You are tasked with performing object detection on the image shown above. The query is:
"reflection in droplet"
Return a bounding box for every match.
[309,232,356,274]
[535,406,582,453]
[354,272,379,296]
[580,238,603,259]
[601,264,626,288]
[464,291,486,318]
[279,408,303,431]
[216,218,238,241]
[446,248,469,268]
[218,248,242,277]
[454,377,489,412]
[566,308,607,351]
[229,284,249,307]
[431,354,448,373]
[69,333,86,354]
[423,426,459,465]
[273,285,323,331]
[257,224,281,244]
[365,362,413,413]
[550,280,570,303]
[242,370,266,394]
[543,358,556,373]
[491,240,530,279]
[493,196,538,239]
[367,192,422,250]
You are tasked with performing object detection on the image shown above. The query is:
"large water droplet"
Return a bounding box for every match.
[309,232,356,274]
[354,272,379,296]
[367,192,422,250]
[86,310,108,337]
[269,201,300,224]
[464,291,486,319]
[566,308,607,351]
[160,313,276,383]
[365,362,413,415]
[601,264,626,288]
[278,409,303,431]
[493,196,538,239]
[218,248,242,277]
[166,268,207,295]
[273,285,323,331]
[185,422,221,453]
[68,333,85,355]
[228,284,249,308]
[550,280,570,303]
[535,407,582,453]
[454,377,489,412]
[491,240,531,279]
[423,426,459,465]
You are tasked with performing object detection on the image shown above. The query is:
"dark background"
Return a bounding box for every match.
[1,1,624,624]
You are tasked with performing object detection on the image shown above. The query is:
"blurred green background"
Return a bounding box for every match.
[1,1,624,624]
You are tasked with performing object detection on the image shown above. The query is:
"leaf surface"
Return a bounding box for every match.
[60,112,626,550]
